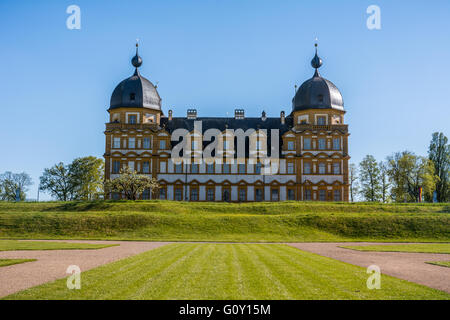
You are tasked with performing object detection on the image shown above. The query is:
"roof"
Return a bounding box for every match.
[160,116,293,158]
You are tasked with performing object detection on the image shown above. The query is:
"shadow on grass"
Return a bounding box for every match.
[41,201,115,212]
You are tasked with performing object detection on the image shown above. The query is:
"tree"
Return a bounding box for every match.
[359,155,382,202]
[428,132,450,202]
[349,163,359,202]
[386,151,437,202]
[0,172,33,201]
[39,163,76,201]
[104,167,159,200]
[70,157,104,200]
[379,161,390,203]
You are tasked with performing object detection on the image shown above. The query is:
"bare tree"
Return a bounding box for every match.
[349,163,359,202]
[379,161,390,203]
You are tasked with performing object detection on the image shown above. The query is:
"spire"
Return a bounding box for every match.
[311,41,323,77]
[131,41,143,72]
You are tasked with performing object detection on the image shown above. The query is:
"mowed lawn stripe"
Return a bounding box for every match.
[4,244,449,300]
[238,244,294,299]
[252,244,341,299]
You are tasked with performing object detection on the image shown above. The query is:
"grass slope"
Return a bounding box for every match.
[0,259,36,267]
[4,244,449,300]
[0,201,449,242]
[426,261,450,268]
[341,244,450,254]
[0,240,117,251]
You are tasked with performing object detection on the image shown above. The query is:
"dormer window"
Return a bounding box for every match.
[130,93,135,101]
[128,115,137,124]
[317,94,324,103]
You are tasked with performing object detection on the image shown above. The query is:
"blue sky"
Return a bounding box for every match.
[0,0,449,200]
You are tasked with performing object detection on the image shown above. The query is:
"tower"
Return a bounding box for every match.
[290,43,350,201]
[104,43,164,193]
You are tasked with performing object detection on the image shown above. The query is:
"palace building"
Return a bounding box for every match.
[104,44,350,201]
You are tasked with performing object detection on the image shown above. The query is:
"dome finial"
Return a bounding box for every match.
[311,39,322,75]
[131,39,143,69]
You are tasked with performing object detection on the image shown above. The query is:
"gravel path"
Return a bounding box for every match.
[0,240,169,298]
[287,242,450,293]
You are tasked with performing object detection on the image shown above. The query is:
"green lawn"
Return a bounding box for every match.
[340,243,450,254]
[426,261,450,268]
[0,259,36,267]
[0,201,449,242]
[4,243,449,300]
[0,240,117,251]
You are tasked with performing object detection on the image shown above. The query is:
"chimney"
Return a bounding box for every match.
[261,111,267,121]
[187,109,197,120]
[234,109,245,119]
[280,111,285,124]
[168,109,173,121]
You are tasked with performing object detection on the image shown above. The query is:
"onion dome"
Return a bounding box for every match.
[292,43,344,111]
[109,43,161,111]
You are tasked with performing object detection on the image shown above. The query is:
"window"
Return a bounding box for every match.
[333,138,340,150]
[319,190,326,201]
[191,163,199,173]
[174,188,183,201]
[130,93,136,101]
[128,137,135,149]
[238,188,246,202]
[113,160,120,173]
[287,141,295,150]
[159,161,167,173]
[143,137,151,149]
[238,164,246,174]
[159,140,166,150]
[142,161,150,174]
[318,138,326,150]
[334,190,341,201]
[223,163,230,174]
[113,137,121,149]
[317,116,326,125]
[128,115,137,124]
[255,162,262,174]
[207,164,214,174]
[317,94,324,103]
[318,163,326,174]
[288,189,295,200]
[333,163,341,174]
[159,188,166,200]
[190,188,199,201]
[256,140,263,150]
[303,162,311,174]
[304,189,312,200]
[222,188,231,202]
[271,188,279,201]
[287,162,295,174]
[191,140,198,151]
[175,163,183,173]
[303,138,311,150]
[255,188,263,201]
[128,161,135,172]
[142,188,150,200]
[207,188,215,201]
[223,140,230,151]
